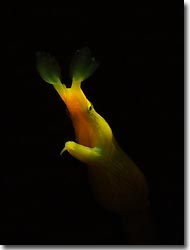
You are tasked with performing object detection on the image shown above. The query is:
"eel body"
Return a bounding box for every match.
[36,48,154,243]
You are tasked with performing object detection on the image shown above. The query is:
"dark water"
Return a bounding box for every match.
[1,5,183,245]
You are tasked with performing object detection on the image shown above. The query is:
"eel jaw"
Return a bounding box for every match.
[60,141,102,166]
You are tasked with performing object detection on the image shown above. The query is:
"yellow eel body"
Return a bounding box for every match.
[36,48,155,243]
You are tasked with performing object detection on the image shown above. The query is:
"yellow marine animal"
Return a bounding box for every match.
[36,48,154,243]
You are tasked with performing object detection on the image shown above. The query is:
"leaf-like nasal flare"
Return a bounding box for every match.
[70,47,99,86]
[36,51,67,101]
[36,52,63,85]
[36,47,99,103]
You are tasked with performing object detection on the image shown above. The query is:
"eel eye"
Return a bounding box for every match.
[88,105,92,111]
[88,103,93,112]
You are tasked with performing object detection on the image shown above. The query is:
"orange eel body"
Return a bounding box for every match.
[36,48,155,243]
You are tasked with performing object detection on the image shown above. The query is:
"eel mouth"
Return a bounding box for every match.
[73,117,97,148]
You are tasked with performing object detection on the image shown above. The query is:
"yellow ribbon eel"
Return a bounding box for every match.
[36,48,154,242]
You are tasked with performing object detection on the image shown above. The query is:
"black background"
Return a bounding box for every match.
[1,5,184,245]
